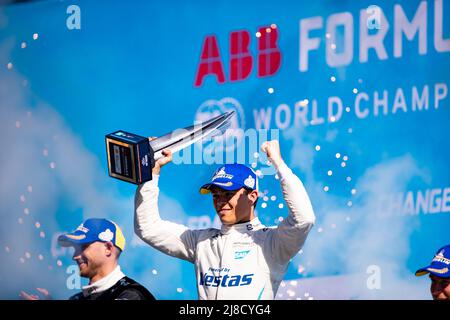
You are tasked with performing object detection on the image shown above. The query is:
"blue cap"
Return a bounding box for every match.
[58,218,126,251]
[199,163,258,195]
[415,244,450,278]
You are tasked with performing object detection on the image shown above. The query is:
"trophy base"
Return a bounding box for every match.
[105,131,155,185]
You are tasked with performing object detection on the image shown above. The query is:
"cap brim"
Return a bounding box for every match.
[415,265,450,278]
[57,232,95,247]
[199,181,243,194]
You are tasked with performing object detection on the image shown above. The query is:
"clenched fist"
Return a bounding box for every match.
[260,140,285,168]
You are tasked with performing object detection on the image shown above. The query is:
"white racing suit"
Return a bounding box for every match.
[134,163,315,300]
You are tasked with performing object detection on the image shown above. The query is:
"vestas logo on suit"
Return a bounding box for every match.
[199,272,254,287]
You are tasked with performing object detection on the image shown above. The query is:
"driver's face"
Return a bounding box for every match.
[430,274,450,300]
[211,187,254,225]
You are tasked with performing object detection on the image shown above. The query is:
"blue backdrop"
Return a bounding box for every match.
[0,0,449,299]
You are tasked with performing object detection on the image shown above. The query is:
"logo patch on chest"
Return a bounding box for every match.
[234,250,251,259]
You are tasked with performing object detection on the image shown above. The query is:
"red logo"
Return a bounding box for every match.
[194,25,281,87]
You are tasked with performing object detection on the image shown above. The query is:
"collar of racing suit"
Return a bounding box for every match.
[220,217,263,235]
[81,265,126,297]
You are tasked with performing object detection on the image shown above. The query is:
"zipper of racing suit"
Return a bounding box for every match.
[215,232,231,300]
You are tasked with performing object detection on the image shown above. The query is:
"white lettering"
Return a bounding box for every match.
[355,92,370,119]
[394,2,427,58]
[326,12,354,67]
[434,0,450,52]
[275,104,291,130]
[299,17,323,71]
[435,83,448,109]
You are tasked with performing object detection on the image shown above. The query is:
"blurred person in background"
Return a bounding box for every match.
[21,218,155,300]
[415,244,450,300]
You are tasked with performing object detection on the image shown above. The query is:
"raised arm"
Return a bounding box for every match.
[260,141,316,264]
[134,148,197,262]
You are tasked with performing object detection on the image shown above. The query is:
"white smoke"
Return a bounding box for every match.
[280,125,431,299]
[0,36,195,299]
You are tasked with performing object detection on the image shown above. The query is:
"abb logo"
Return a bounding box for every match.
[194,25,281,87]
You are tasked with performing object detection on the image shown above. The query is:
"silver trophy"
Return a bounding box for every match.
[105,111,235,184]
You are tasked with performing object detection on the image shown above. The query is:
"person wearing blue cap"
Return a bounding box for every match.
[134,140,315,300]
[21,218,155,300]
[415,244,450,300]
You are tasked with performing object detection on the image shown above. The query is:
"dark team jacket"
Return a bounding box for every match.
[69,276,156,300]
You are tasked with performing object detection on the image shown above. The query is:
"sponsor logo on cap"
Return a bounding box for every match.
[433,257,450,264]
[212,167,233,181]
[76,224,89,233]
[244,175,255,189]
[98,229,114,242]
